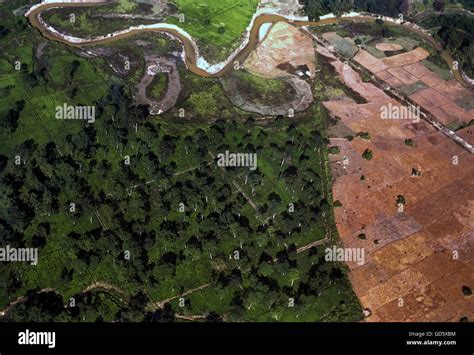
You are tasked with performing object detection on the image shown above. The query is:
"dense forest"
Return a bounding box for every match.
[0,0,362,322]
[301,0,406,19]
[422,14,474,77]
[457,0,474,10]
[301,0,474,20]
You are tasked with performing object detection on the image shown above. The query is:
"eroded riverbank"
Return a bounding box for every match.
[27,1,472,88]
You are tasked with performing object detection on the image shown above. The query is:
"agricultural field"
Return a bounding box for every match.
[318,29,474,322]
[1,0,473,333]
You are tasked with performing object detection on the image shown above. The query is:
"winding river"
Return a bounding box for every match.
[26,0,471,87]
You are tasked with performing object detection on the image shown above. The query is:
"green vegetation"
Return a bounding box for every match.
[357,233,366,240]
[451,119,474,132]
[41,6,156,38]
[115,0,138,13]
[362,148,373,160]
[356,131,371,140]
[303,0,474,17]
[303,0,409,19]
[397,195,406,205]
[0,0,362,322]
[399,81,429,96]
[421,14,474,77]
[456,96,474,111]
[411,168,422,177]
[302,0,354,20]
[329,146,341,154]
[168,0,259,61]
[233,71,286,95]
[178,68,243,119]
[404,138,414,146]
[456,0,474,11]
[187,91,219,116]
[354,0,406,17]
[40,0,259,62]
[462,286,472,296]
[148,74,168,101]
[333,200,343,207]
[222,71,297,110]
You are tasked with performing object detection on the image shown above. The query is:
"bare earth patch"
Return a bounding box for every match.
[355,47,474,126]
[135,56,181,115]
[381,47,430,68]
[375,43,404,52]
[324,54,474,322]
[244,21,316,79]
[234,21,316,115]
[222,76,313,115]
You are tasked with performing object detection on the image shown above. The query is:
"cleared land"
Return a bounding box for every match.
[244,22,316,79]
[355,48,474,127]
[375,43,404,52]
[321,46,474,322]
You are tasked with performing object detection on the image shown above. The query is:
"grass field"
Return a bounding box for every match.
[168,0,259,62]
[41,0,259,63]
[41,7,157,38]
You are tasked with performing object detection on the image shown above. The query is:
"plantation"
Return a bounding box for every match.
[0,0,361,322]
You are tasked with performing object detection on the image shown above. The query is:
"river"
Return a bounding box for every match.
[26,1,472,87]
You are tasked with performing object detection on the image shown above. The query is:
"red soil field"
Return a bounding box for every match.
[324,54,474,322]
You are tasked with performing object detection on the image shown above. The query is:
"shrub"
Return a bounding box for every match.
[362,149,373,160]
[462,286,472,296]
[397,195,406,205]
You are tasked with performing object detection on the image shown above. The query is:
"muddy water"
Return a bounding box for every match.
[26,2,342,77]
[27,1,470,87]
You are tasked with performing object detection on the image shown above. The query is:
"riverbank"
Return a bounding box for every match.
[26,1,473,86]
